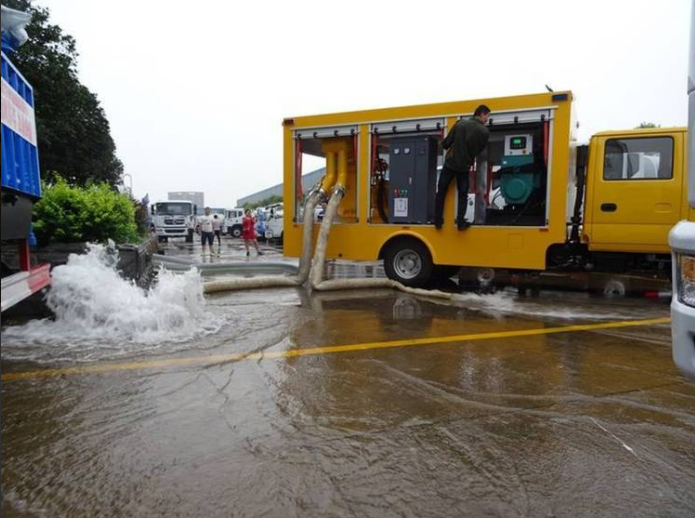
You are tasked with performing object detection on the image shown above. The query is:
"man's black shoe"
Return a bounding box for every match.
[457,220,471,231]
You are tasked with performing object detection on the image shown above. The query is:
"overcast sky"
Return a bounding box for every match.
[42,0,690,207]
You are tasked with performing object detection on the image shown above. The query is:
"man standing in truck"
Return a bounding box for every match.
[435,104,491,230]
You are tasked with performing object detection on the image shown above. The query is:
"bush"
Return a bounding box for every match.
[33,177,140,245]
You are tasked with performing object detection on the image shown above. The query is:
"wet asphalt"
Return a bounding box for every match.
[2,236,694,518]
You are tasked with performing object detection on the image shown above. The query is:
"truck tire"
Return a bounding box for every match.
[384,238,433,288]
[231,226,242,239]
[186,229,194,243]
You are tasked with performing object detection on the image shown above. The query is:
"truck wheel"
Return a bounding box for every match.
[186,229,194,243]
[231,226,242,239]
[384,238,433,288]
[279,232,284,246]
[603,279,626,297]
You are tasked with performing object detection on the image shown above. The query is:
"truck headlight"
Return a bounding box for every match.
[677,254,695,308]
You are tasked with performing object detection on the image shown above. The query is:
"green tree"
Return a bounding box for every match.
[4,1,124,187]
[32,177,140,245]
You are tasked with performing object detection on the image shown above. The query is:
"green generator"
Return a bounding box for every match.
[499,134,542,205]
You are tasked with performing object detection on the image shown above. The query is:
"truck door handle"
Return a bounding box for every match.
[600,203,617,212]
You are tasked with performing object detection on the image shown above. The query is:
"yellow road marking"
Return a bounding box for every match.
[1,317,670,382]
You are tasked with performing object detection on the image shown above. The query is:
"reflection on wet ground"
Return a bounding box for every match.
[2,238,694,517]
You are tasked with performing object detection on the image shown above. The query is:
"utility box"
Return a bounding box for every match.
[388,136,438,224]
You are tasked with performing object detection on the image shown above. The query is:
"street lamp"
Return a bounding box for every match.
[122,173,133,196]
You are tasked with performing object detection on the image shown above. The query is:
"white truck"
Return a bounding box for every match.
[223,208,244,238]
[150,200,197,243]
[670,1,695,381]
[265,203,284,243]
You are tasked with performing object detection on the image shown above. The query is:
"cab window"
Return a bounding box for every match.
[603,137,673,180]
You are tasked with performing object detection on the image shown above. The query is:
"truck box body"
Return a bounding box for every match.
[1,51,41,198]
[1,50,41,241]
[1,46,50,312]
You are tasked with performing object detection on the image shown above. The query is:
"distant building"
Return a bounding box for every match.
[168,191,204,214]
[237,168,325,207]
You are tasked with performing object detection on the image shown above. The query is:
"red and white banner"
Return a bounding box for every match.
[1,76,37,146]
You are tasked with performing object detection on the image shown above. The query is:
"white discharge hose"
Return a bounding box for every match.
[202,173,456,302]
[203,189,320,294]
[308,187,456,302]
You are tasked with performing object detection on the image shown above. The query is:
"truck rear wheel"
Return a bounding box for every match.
[384,238,433,288]
[231,226,242,239]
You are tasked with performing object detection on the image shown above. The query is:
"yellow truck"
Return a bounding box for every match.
[282,91,691,287]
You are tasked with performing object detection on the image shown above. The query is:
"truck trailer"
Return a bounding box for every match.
[282,91,692,288]
[1,12,50,313]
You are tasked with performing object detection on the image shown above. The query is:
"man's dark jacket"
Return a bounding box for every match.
[442,117,490,172]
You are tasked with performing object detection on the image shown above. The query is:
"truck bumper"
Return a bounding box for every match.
[670,221,695,381]
[1,263,51,312]
[157,227,188,237]
[671,298,695,380]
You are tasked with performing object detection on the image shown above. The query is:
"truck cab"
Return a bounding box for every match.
[583,127,690,256]
[670,0,695,381]
[223,208,244,238]
[265,204,284,243]
[150,200,196,243]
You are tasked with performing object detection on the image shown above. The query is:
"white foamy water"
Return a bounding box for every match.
[449,291,660,321]
[1,244,224,363]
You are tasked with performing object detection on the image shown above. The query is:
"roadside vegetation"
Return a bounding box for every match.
[32,178,142,245]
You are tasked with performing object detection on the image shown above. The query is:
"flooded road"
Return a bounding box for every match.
[2,238,694,517]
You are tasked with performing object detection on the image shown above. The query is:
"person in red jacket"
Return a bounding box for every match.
[242,209,263,257]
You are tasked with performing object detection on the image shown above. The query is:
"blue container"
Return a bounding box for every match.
[1,50,41,199]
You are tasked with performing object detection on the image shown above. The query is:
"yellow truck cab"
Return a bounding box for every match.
[283,92,692,287]
[584,127,690,255]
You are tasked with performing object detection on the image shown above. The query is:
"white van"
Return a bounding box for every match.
[265,210,284,244]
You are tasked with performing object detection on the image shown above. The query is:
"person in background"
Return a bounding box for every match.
[212,214,223,247]
[435,104,491,230]
[196,207,215,255]
[242,209,263,257]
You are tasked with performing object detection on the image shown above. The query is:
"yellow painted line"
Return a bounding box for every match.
[0,317,670,382]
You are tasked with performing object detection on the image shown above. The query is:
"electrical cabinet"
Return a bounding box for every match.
[388,136,438,224]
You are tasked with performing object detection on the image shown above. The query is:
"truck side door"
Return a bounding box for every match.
[587,132,684,253]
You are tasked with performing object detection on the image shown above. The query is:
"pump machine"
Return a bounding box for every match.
[498,134,543,206]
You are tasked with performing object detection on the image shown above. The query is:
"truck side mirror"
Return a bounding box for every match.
[194,205,198,215]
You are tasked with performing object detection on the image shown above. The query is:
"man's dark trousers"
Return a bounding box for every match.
[434,164,469,227]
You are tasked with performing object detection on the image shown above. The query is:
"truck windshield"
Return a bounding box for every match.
[156,203,192,215]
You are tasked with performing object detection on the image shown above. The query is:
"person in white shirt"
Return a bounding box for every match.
[212,214,223,246]
[196,207,215,254]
